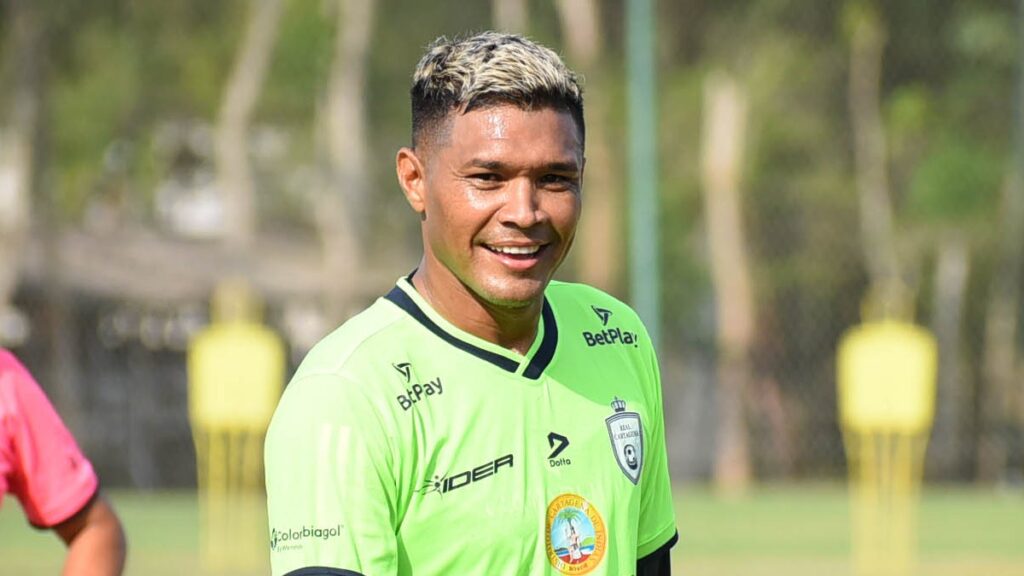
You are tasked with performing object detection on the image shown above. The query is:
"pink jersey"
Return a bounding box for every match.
[0,349,98,527]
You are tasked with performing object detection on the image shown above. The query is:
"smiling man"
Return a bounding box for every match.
[265,32,677,576]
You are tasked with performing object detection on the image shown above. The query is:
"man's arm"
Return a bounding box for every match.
[635,338,678,573]
[265,373,400,576]
[54,493,126,576]
[0,350,125,574]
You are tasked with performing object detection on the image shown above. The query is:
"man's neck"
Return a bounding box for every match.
[410,267,542,356]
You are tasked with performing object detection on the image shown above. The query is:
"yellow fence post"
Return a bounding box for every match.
[838,320,937,576]
[188,281,285,575]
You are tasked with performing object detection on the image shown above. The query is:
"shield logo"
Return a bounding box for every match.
[605,397,644,484]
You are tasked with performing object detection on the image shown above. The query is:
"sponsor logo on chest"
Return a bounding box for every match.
[582,306,639,348]
[419,453,514,497]
[548,432,571,467]
[392,361,444,411]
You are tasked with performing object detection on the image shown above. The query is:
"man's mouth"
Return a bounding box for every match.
[486,244,542,256]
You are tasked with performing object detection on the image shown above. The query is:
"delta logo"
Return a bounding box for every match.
[582,306,639,348]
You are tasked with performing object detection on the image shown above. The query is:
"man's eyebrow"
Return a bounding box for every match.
[464,159,581,172]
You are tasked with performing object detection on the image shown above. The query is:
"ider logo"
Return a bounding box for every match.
[419,454,514,497]
[392,361,444,411]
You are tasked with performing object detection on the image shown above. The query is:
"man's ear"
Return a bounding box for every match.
[396,147,427,214]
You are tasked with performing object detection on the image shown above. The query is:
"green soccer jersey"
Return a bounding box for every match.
[265,276,677,576]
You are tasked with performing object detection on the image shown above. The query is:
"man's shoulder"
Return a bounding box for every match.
[270,297,413,431]
[545,280,645,327]
[292,297,406,381]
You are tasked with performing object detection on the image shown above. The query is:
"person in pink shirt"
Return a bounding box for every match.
[1,348,126,575]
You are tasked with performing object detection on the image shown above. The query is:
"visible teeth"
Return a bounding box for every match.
[490,245,540,255]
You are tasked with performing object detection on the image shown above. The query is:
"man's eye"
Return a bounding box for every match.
[540,174,577,188]
[471,173,500,182]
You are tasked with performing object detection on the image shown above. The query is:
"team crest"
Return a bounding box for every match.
[545,493,606,574]
[606,397,644,484]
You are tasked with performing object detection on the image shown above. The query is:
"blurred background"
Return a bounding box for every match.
[1,0,1022,574]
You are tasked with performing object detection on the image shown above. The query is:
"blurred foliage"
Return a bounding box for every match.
[908,137,1000,225]
[13,0,1013,232]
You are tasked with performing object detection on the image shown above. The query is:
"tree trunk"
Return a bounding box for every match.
[979,173,1024,481]
[929,234,969,478]
[848,7,901,291]
[0,0,40,345]
[318,0,376,321]
[554,0,622,294]
[492,0,528,34]
[978,0,1024,482]
[214,0,284,253]
[6,1,86,431]
[701,72,754,493]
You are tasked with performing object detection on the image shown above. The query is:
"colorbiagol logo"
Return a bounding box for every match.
[270,524,342,552]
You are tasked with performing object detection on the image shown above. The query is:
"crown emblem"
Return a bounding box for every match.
[611,397,626,413]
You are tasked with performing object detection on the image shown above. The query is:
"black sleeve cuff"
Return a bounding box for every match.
[284,568,366,576]
[637,530,679,576]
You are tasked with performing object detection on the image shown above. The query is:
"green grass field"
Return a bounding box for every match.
[3,485,1022,575]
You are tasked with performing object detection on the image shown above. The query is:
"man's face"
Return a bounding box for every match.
[399,105,583,309]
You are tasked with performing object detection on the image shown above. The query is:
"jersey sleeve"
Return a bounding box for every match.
[0,352,98,527]
[637,344,678,559]
[265,372,400,576]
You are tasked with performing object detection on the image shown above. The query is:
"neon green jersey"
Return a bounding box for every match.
[265,277,677,576]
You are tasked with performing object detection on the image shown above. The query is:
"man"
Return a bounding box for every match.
[265,31,677,575]
[0,349,126,575]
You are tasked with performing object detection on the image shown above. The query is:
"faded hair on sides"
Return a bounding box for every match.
[410,31,584,149]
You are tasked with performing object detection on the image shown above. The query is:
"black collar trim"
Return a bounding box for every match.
[383,283,558,380]
[523,300,558,379]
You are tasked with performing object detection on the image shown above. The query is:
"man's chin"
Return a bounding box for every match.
[474,278,548,310]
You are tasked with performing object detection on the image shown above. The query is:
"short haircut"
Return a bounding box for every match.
[410,31,584,149]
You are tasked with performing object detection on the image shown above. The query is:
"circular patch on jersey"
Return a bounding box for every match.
[545,493,607,574]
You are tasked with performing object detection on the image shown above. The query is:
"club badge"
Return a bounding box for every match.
[545,493,607,574]
[606,397,644,484]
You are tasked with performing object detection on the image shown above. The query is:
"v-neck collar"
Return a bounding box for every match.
[383,275,558,380]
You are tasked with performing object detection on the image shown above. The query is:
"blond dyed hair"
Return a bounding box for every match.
[410,31,584,148]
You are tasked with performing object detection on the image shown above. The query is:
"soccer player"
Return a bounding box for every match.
[0,349,126,575]
[265,31,677,575]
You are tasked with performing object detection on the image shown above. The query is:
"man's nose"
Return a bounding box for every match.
[498,178,543,228]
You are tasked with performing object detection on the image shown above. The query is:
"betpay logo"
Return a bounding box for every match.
[393,362,412,382]
[591,306,612,326]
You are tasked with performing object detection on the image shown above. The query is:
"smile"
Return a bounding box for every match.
[487,245,542,256]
